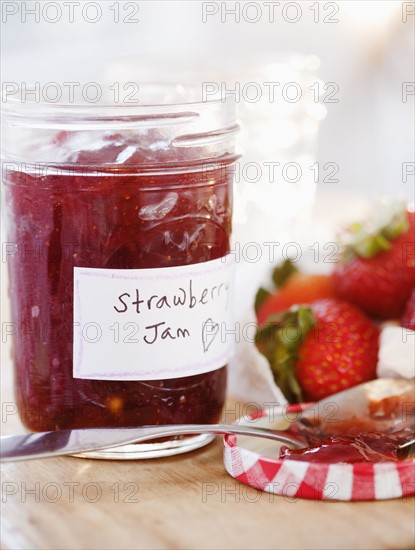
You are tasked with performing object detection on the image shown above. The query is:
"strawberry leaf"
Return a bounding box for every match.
[255,306,315,403]
[271,259,299,288]
[340,203,410,261]
[381,209,409,239]
[254,287,271,313]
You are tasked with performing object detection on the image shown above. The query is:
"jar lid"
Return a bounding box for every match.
[223,405,415,501]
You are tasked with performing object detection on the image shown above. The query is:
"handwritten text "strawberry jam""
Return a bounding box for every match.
[113,279,230,315]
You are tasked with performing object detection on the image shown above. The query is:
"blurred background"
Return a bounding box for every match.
[2,0,414,197]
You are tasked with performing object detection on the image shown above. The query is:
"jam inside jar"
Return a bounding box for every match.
[2,87,239,458]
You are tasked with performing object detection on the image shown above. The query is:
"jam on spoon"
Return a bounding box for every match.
[280,431,413,463]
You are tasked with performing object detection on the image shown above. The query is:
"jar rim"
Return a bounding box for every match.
[1,94,227,109]
[1,92,237,133]
[1,82,233,123]
[1,83,239,167]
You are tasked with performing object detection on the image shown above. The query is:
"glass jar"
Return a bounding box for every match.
[1,85,239,458]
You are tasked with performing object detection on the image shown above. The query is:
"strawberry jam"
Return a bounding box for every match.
[281,394,414,463]
[280,431,412,463]
[4,127,236,432]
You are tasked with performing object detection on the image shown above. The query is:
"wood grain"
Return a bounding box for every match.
[1,436,415,550]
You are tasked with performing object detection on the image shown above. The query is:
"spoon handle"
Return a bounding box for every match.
[0,424,304,462]
[397,438,415,460]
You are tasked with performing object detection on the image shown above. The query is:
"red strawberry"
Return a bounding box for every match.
[256,260,336,325]
[295,299,379,401]
[255,298,379,403]
[257,274,336,325]
[402,287,415,331]
[332,206,415,320]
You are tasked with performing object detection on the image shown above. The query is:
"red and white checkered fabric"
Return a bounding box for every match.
[223,406,415,501]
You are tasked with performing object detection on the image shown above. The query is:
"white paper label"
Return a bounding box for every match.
[73,256,234,380]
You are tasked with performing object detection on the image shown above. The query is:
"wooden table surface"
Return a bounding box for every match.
[1,372,415,550]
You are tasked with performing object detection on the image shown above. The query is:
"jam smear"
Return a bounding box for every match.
[5,131,234,431]
[280,431,412,463]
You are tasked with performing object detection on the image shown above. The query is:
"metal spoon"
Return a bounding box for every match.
[1,377,413,462]
[397,438,415,460]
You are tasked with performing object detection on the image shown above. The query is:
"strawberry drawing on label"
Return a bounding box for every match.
[202,318,220,353]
